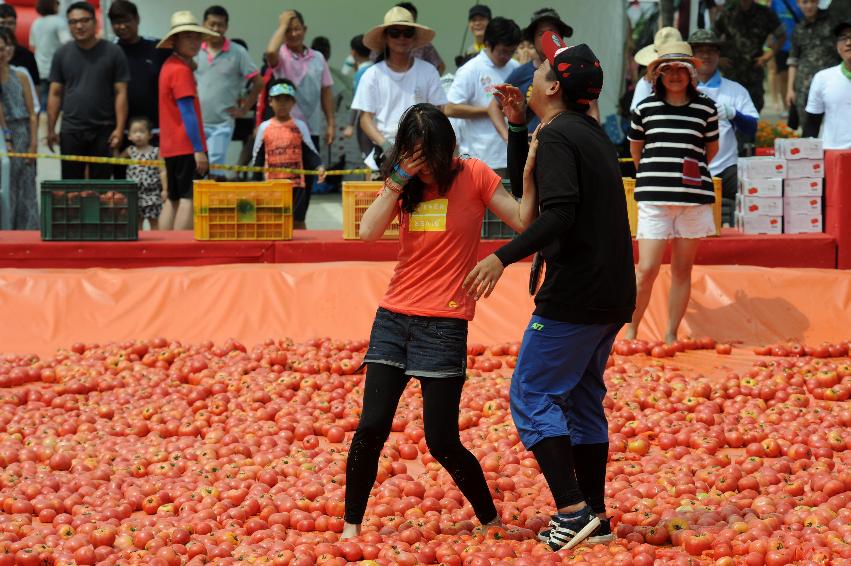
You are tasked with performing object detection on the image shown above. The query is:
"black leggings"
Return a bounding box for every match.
[531,436,608,514]
[344,363,498,525]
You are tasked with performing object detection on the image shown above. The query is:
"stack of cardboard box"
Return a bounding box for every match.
[736,157,786,234]
[775,138,824,234]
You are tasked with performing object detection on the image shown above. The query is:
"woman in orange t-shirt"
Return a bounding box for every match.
[341,103,538,539]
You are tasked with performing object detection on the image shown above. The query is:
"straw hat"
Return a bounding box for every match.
[362,6,436,52]
[157,11,219,49]
[646,41,702,76]
[646,41,702,87]
[634,26,683,67]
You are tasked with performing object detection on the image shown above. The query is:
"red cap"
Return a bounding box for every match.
[541,32,569,67]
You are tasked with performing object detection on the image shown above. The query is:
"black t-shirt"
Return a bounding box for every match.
[49,40,131,132]
[495,111,636,325]
[11,46,39,85]
[118,37,168,127]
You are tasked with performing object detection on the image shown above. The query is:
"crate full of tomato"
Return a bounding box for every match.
[40,180,139,241]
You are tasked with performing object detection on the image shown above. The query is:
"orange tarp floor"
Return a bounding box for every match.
[1,263,850,358]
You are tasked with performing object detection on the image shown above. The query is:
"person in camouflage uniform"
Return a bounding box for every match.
[714,0,786,112]
[786,0,840,120]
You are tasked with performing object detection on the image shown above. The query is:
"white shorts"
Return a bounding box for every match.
[636,202,715,240]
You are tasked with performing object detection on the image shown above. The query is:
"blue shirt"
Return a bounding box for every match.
[352,61,373,95]
[506,61,539,132]
[771,0,802,53]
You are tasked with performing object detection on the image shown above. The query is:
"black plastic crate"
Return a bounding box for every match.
[41,180,139,241]
[481,179,517,240]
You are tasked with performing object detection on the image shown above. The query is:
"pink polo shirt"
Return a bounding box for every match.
[273,45,333,88]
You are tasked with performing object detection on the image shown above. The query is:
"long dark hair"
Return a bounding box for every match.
[382,104,462,213]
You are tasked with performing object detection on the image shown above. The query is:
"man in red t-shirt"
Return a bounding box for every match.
[156,11,217,230]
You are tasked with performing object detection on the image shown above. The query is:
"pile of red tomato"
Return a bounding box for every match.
[0,336,848,565]
[752,342,850,359]
[612,337,733,358]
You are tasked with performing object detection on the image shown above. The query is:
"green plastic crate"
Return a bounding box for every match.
[41,180,139,241]
[481,179,517,240]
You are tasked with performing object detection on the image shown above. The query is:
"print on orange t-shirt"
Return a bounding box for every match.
[379,158,502,321]
[262,119,305,186]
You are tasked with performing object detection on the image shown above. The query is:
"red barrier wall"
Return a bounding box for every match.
[825,150,851,269]
[1,263,849,358]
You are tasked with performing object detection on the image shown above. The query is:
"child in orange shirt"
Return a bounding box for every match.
[252,79,324,229]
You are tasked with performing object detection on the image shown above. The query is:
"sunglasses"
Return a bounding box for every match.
[387,27,416,39]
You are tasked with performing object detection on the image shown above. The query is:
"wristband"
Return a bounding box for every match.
[384,178,403,194]
[508,122,527,133]
[393,164,412,179]
[389,171,408,187]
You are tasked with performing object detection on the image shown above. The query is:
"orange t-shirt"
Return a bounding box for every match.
[380,157,502,321]
[263,118,304,186]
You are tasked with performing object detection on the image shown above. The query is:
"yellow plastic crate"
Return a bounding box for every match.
[342,181,400,240]
[193,180,293,241]
[623,177,722,237]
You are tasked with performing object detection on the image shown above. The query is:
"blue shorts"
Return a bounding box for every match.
[510,316,621,449]
[363,307,468,378]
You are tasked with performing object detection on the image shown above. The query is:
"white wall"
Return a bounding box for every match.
[122,0,625,119]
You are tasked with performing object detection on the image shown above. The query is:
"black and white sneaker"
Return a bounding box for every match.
[538,516,612,544]
[542,507,601,551]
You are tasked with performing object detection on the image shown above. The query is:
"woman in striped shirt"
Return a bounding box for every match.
[625,42,719,344]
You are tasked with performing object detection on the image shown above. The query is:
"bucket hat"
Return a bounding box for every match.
[157,11,218,49]
[634,27,683,67]
[362,6,436,52]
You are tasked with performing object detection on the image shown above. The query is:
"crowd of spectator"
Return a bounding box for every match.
[0,0,849,232]
[623,0,850,225]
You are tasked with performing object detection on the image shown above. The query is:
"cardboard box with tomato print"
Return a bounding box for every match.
[736,212,782,234]
[784,196,822,215]
[784,213,822,234]
[738,157,787,179]
[736,194,783,216]
[774,138,823,160]
[738,177,783,198]
[785,159,824,179]
[785,178,823,197]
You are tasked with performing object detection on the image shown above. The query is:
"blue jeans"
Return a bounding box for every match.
[510,316,621,449]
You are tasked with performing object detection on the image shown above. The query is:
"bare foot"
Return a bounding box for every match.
[623,325,637,340]
[340,522,360,540]
[664,333,678,345]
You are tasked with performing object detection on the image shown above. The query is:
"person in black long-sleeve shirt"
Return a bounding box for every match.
[463,36,635,552]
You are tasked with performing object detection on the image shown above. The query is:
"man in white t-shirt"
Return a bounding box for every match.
[688,29,759,220]
[446,17,521,175]
[352,6,448,170]
[804,20,851,149]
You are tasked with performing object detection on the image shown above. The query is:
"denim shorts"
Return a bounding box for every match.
[363,307,468,378]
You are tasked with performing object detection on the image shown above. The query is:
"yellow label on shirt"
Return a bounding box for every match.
[409,199,448,232]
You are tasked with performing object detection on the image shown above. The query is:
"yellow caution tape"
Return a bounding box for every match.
[0,152,372,176]
[2,151,634,173]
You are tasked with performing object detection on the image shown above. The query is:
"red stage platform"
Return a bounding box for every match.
[0,229,838,269]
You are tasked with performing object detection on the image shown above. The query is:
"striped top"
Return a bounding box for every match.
[628,93,719,204]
